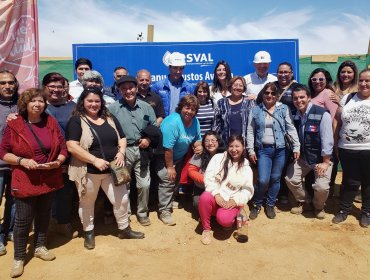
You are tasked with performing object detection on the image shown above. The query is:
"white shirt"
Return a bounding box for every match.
[338,94,370,150]
[243,72,277,97]
[69,80,84,103]
[210,89,231,109]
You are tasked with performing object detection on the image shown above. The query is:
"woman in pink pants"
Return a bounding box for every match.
[198,135,254,245]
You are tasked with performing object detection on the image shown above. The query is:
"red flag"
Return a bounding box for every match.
[0,0,39,92]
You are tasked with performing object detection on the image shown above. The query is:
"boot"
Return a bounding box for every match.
[84,230,95,250]
[118,226,145,239]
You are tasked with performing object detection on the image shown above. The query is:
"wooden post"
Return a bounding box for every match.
[147,25,154,42]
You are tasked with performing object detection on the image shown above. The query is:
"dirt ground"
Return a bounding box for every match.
[1,173,370,280]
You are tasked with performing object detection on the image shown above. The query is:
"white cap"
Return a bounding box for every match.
[167,52,186,67]
[253,51,272,63]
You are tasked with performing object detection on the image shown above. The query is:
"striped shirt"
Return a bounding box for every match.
[196,100,214,136]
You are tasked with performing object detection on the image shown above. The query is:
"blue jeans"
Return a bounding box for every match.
[0,170,15,244]
[253,146,286,207]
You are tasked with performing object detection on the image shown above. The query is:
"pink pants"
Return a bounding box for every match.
[198,191,239,231]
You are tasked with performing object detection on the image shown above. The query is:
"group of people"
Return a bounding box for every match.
[0,50,369,277]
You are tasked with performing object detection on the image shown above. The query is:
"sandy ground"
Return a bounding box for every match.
[1,174,370,280]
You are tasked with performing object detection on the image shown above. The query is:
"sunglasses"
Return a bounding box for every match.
[0,81,16,85]
[311,77,326,82]
[264,91,277,96]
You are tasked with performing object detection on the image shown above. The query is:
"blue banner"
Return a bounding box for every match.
[73,39,299,87]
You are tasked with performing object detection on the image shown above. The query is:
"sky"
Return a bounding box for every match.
[38,0,370,57]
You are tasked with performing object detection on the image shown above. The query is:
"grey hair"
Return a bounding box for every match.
[81,70,104,87]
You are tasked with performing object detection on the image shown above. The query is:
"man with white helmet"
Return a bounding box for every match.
[151,52,195,116]
[243,51,277,99]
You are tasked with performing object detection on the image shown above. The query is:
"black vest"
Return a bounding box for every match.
[293,105,327,165]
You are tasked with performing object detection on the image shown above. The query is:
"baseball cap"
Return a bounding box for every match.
[253,51,272,63]
[168,52,186,67]
[116,75,137,87]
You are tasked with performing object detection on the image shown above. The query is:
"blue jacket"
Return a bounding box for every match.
[151,75,195,117]
[247,102,300,155]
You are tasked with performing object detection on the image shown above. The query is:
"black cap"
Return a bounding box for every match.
[116,75,137,87]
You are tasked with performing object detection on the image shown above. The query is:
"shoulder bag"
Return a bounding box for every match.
[81,117,131,186]
[263,109,295,155]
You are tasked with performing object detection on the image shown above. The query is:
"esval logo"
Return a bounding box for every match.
[162,51,214,67]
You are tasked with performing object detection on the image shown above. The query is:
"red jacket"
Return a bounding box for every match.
[4,115,67,198]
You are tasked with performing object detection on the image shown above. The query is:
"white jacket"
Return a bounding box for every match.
[204,152,254,206]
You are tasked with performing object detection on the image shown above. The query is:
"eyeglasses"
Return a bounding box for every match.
[47,85,64,90]
[204,139,218,144]
[264,91,277,96]
[311,77,326,82]
[0,81,16,85]
[278,71,292,75]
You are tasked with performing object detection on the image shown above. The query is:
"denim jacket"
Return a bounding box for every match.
[151,75,195,117]
[246,102,300,155]
[212,96,255,145]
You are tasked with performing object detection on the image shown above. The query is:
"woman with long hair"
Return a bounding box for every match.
[210,60,232,106]
[334,60,359,100]
[247,83,299,219]
[66,88,144,250]
[198,135,254,245]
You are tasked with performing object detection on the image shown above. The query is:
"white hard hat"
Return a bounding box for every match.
[168,52,186,67]
[253,51,272,63]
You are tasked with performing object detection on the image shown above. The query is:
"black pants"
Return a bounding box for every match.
[338,148,370,214]
[14,192,54,260]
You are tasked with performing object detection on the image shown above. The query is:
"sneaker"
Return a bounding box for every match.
[360,212,370,228]
[34,246,56,261]
[249,205,261,220]
[56,223,78,239]
[315,209,326,220]
[332,211,348,224]
[10,260,24,278]
[159,211,176,226]
[137,216,151,226]
[290,202,304,214]
[265,205,276,219]
[0,242,6,256]
[201,230,212,245]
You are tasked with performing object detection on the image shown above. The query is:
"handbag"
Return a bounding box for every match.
[109,160,131,186]
[263,109,295,154]
[81,117,131,186]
